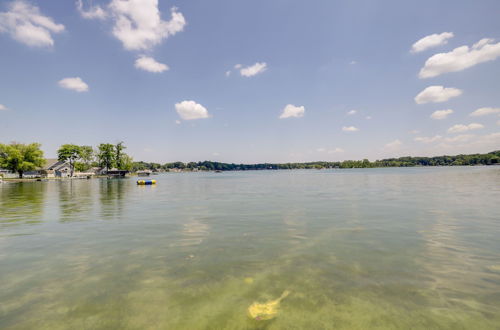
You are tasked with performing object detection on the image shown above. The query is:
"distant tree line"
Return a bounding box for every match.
[132,150,500,172]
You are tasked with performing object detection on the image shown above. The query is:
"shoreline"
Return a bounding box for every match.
[1,164,498,183]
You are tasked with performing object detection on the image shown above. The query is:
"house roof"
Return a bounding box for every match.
[43,159,59,169]
[43,159,71,171]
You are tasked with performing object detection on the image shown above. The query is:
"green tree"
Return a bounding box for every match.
[114,142,133,170]
[119,154,133,171]
[74,146,95,172]
[0,142,45,178]
[57,144,82,177]
[115,141,125,169]
[98,143,116,171]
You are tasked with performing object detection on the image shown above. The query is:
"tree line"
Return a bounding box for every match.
[1,141,499,178]
[135,150,500,171]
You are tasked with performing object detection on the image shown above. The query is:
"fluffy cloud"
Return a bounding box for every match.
[342,126,358,132]
[414,86,462,104]
[0,104,7,110]
[447,123,484,134]
[0,1,64,47]
[240,62,267,77]
[346,110,357,115]
[109,0,186,51]
[76,0,107,20]
[175,100,209,120]
[411,32,453,53]
[134,55,168,72]
[280,104,305,119]
[419,38,500,78]
[414,135,442,143]
[430,109,453,120]
[470,107,500,117]
[58,77,89,92]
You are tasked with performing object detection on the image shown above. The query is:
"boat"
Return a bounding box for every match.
[137,170,152,177]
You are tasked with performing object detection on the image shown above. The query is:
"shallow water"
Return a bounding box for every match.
[1,167,500,329]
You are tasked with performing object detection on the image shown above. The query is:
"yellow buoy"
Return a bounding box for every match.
[247,290,290,321]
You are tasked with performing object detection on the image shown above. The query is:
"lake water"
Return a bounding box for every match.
[1,167,500,329]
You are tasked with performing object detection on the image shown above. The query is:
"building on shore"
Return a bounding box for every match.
[40,159,72,178]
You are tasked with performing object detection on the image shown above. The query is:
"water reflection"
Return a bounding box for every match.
[0,182,46,227]
[99,179,126,219]
[58,180,94,222]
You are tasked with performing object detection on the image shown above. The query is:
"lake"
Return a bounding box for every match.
[1,167,499,329]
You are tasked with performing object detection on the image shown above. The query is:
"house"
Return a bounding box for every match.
[41,159,72,178]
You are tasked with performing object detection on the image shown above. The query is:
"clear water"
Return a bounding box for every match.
[1,167,499,329]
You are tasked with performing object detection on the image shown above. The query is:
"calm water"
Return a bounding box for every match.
[1,167,500,329]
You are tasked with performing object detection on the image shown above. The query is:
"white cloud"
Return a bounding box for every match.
[342,126,358,132]
[447,123,484,134]
[175,100,209,120]
[240,62,267,77]
[225,70,231,77]
[365,116,372,120]
[234,64,242,69]
[109,0,186,51]
[470,107,500,117]
[58,77,89,92]
[414,135,442,143]
[280,104,305,119]
[414,86,462,104]
[346,110,357,115]
[408,130,420,134]
[411,32,454,53]
[317,147,344,154]
[444,134,475,143]
[385,139,402,148]
[0,1,64,47]
[175,120,181,124]
[328,147,344,154]
[419,38,500,78]
[76,0,107,20]
[430,109,453,120]
[134,55,168,72]
[0,104,7,111]
[350,60,357,65]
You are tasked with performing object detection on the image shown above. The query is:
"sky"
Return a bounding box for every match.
[1,0,499,163]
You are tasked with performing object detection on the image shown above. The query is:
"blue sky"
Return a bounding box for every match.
[1,0,499,163]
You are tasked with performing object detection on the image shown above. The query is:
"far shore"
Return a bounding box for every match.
[2,163,499,184]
